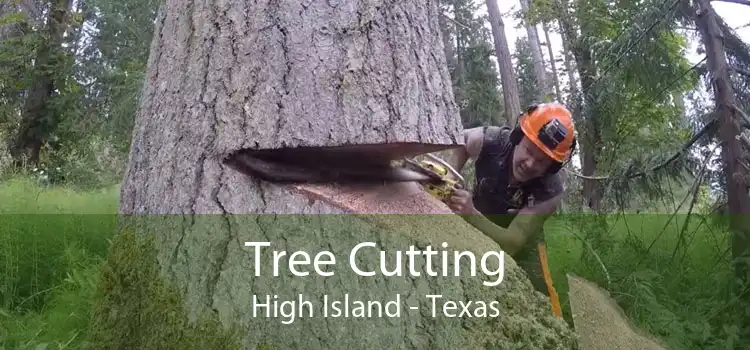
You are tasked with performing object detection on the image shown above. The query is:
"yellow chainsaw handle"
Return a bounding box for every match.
[424,153,465,188]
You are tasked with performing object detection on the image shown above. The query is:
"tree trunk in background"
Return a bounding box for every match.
[555,0,602,212]
[694,0,750,337]
[438,4,456,72]
[558,18,578,104]
[0,0,43,39]
[10,0,72,166]
[519,0,550,102]
[87,0,577,348]
[486,0,521,125]
[542,22,562,102]
[673,92,687,127]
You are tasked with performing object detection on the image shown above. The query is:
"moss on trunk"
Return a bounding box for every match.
[86,227,243,350]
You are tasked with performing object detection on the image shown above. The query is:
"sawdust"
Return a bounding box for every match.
[293,182,454,214]
[567,273,668,350]
[291,182,491,250]
[288,181,579,349]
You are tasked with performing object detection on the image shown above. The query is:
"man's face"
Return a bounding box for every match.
[511,137,554,182]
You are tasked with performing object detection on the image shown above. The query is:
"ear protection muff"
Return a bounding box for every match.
[546,136,576,174]
[509,104,577,175]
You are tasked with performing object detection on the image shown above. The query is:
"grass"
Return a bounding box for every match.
[0,175,740,349]
[545,213,738,349]
[0,177,119,349]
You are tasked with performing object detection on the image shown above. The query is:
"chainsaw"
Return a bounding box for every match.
[222,147,466,204]
[398,153,466,203]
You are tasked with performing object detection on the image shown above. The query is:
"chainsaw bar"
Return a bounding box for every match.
[223,150,439,185]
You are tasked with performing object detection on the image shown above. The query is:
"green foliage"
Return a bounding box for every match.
[546,213,740,350]
[87,226,243,350]
[459,42,503,127]
[0,0,747,347]
[79,0,160,154]
[0,21,39,129]
[0,177,118,349]
[0,180,745,349]
[0,177,242,349]
[538,0,703,212]
[441,0,504,127]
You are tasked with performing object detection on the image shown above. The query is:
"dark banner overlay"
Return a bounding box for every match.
[2,213,736,345]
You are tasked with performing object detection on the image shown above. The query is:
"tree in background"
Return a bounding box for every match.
[485,0,521,125]
[440,0,504,128]
[514,36,542,108]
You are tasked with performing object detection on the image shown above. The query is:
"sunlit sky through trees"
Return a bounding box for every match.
[475,1,750,170]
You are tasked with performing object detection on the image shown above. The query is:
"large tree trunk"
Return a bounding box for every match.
[88,0,577,348]
[485,0,521,125]
[694,0,750,335]
[519,0,550,101]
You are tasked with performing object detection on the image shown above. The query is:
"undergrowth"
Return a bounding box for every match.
[545,212,739,350]
[0,176,119,349]
[0,175,741,349]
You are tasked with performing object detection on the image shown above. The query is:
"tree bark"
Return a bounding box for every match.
[119,0,468,214]
[485,0,521,125]
[452,0,466,108]
[519,0,550,101]
[694,0,750,329]
[90,0,578,348]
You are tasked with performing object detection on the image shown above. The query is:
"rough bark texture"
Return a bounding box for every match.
[485,0,521,125]
[94,181,579,348]
[120,0,465,214]
[99,0,579,348]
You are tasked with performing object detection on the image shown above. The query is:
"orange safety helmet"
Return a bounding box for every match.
[511,103,576,164]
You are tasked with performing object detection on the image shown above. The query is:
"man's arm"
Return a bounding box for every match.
[447,126,549,255]
[467,174,565,254]
[465,193,561,256]
[448,127,484,173]
[458,207,549,256]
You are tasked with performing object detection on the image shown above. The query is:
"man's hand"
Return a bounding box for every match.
[448,189,477,214]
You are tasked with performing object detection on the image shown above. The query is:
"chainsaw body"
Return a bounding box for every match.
[403,155,465,204]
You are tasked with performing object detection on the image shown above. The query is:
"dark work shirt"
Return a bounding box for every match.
[471,126,563,254]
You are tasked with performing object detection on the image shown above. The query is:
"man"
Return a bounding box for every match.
[446,102,577,318]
